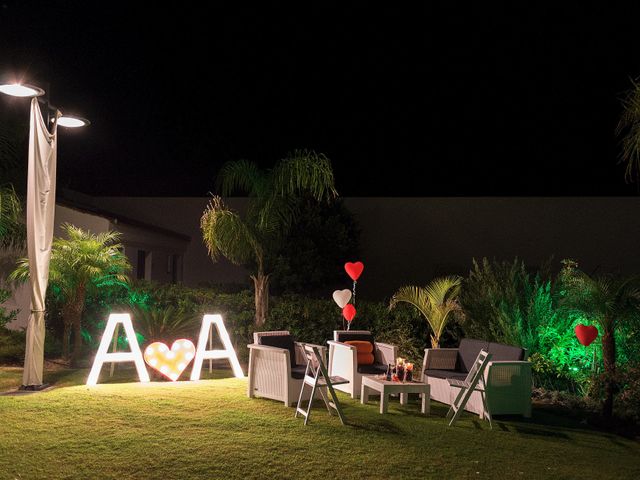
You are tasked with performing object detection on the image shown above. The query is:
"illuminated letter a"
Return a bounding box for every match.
[190,314,244,380]
[86,313,149,386]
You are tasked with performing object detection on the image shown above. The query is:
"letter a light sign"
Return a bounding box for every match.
[87,313,243,386]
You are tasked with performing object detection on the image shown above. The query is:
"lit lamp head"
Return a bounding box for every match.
[56,115,90,128]
[1,77,89,128]
[0,82,45,98]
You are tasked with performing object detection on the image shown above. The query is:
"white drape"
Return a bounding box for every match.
[22,98,58,387]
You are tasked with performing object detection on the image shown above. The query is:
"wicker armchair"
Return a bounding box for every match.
[247,331,326,407]
[327,330,397,399]
[422,338,532,418]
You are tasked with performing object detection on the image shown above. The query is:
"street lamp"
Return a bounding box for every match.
[1,80,88,390]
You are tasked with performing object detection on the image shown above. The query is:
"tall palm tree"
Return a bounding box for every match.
[559,265,640,417]
[11,224,131,365]
[201,150,337,326]
[389,276,463,348]
[616,78,640,183]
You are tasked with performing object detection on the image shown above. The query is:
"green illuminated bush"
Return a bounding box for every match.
[459,257,609,395]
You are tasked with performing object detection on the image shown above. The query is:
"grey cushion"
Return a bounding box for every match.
[357,363,388,374]
[290,365,307,380]
[335,331,375,345]
[423,369,468,381]
[457,338,489,373]
[259,334,297,368]
[488,342,525,362]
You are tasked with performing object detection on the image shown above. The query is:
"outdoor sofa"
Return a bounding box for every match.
[422,338,532,418]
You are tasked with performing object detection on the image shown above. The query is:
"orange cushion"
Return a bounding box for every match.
[344,340,374,353]
[357,352,375,365]
[345,340,375,365]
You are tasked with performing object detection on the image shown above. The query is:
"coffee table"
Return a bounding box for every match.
[361,376,431,415]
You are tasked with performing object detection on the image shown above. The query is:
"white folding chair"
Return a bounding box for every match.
[295,344,349,425]
[446,349,493,428]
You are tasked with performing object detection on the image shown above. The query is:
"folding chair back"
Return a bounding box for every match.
[446,349,493,427]
[295,344,348,425]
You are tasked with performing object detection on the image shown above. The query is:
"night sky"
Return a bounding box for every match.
[1,2,640,196]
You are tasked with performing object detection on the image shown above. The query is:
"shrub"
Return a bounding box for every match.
[0,327,24,364]
[0,287,18,329]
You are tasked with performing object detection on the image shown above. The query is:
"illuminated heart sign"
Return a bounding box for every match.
[143,339,196,381]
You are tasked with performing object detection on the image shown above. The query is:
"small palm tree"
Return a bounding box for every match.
[129,304,198,344]
[559,265,640,417]
[389,276,463,348]
[201,150,337,326]
[11,224,131,365]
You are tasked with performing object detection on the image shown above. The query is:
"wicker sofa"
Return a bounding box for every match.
[422,338,532,418]
[247,331,326,406]
[327,330,397,398]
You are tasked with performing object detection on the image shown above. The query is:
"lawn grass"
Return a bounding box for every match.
[1,366,639,480]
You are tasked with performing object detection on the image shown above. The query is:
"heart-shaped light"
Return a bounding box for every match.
[342,304,356,322]
[345,261,364,281]
[333,289,352,308]
[574,324,599,347]
[143,339,196,381]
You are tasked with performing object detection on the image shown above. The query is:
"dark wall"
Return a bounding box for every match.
[346,197,640,299]
[92,196,640,300]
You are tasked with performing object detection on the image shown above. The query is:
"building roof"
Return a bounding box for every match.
[57,192,191,243]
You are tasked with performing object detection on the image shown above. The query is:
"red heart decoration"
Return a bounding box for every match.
[342,304,356,322]
[345,261,364,281]
[574,324,598,346]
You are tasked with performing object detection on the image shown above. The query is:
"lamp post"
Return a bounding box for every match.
[1,79,88,390]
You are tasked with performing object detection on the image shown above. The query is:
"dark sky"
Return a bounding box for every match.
[1,2,640,196]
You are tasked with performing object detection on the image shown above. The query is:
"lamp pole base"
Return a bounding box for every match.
[19,383,50,392]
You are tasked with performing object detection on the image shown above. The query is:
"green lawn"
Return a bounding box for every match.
[1,367,639,480]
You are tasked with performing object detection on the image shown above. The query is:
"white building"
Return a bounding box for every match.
[2,193,190,330]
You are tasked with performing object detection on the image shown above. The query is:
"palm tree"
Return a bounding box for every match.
[616,77,640,183]
[389,276,463,348]
[11,224,131,365]
[201,150,337,326]
[559,264,640,417]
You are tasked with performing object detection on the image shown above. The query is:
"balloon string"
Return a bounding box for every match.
[353,280,357,306]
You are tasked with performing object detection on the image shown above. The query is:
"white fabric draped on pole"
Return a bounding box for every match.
[22,98,59,387]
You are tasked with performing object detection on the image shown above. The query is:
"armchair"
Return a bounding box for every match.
[327,330,397,398]
[247,331,326,407]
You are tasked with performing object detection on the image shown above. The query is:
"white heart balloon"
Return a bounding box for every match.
[332,289,352,308]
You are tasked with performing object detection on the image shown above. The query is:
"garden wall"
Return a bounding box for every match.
[87,196,640,300]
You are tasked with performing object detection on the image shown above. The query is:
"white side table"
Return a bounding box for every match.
[361,376,431,415]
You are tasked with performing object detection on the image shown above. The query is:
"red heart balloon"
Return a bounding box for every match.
[574,324,598,346]
[342,304,356,322]
[345,261,364,281]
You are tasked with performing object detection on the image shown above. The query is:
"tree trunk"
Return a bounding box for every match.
[251,272,270,327]
[601,323,616,418]
[61,320,71,361]
[68,284,86,368]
